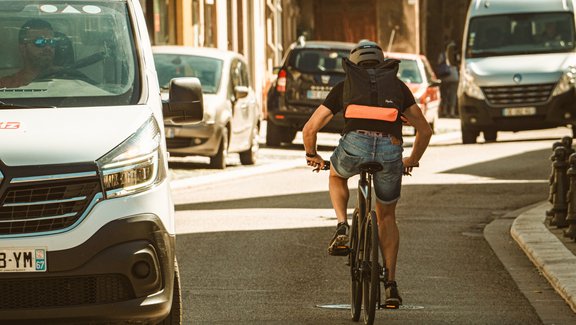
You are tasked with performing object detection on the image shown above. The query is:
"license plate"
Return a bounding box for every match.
[165,127,176,139]
[0,248,47,272]
[306,90,331,99]
[502,107,536,117]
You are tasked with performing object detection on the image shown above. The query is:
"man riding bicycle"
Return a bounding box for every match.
[302,40,432,307]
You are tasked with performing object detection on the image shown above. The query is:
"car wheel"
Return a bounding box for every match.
[483,130,497,142]
[240,125,259,165]
[284,128,298,143]
[210,128,228,169]
[158,259,182,325]
[266,119,284,146]
[461,124,479,144]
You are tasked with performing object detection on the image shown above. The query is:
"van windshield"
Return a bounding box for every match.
[0,1,138,107]
[466,12,575,58]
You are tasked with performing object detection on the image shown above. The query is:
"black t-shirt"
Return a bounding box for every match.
[322,80,417,138]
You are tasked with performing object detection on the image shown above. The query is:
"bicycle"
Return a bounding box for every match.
[321,159,417,325]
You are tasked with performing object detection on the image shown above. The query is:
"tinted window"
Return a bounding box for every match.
[288,49,349,73]
[154,53,223,94]
[466,12,575,58]
[0,1,138,106]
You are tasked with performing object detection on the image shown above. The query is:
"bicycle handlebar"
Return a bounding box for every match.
[316,160,418,174]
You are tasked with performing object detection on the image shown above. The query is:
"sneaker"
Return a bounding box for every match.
[327,222,349,255]
[384,281,402,309]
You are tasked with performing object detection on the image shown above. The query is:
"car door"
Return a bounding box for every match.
[228,58,255,152]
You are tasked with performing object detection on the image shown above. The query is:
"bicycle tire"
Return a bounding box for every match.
[362,211,380,325]
[350,208,362,321]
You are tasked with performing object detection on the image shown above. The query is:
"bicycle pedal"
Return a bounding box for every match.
[381,302,400,309]
[328,245,350,256]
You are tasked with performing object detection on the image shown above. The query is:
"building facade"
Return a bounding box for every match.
[140,0,469,111]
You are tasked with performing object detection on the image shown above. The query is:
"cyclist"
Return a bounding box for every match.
[302,40,432,307]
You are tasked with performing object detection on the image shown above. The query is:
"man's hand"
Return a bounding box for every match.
[306,154,326,172]
[402,157,419,176]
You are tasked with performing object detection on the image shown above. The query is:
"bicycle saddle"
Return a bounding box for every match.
[359,162,383,173]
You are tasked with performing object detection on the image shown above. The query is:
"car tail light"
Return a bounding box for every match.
[276,69,287,93]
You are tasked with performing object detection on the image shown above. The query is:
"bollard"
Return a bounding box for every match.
[550,146,570,228]
[565,153,576,239]
[547,141,565,224]
[562,136,574,156]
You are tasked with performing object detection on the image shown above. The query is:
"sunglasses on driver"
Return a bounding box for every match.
[26,36,58,48]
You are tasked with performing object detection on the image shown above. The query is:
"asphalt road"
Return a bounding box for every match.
[170,121,576,324]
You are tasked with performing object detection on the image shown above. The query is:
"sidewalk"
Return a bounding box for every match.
[511,201,576,312]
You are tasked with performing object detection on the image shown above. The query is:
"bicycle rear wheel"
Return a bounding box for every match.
[349,208,362,321]
[362,211,380,325]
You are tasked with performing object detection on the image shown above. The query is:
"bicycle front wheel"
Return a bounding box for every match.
[350,208,362,321]
[362,211,380,325]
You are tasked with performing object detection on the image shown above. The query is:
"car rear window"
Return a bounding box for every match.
[288,49,349,73]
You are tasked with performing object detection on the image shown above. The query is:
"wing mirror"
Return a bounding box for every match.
[162,77,204,124]
[234,85,250,100]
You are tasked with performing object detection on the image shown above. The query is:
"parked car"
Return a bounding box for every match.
[266,40,440,145]
[153,46,261,169]
[266,40,355,146]
[386,52,441,134]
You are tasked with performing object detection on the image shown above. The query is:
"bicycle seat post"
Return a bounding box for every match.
[358,162,383,212]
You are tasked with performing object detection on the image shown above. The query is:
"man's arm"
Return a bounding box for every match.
[402,103,432,171]
[302,105,334,170]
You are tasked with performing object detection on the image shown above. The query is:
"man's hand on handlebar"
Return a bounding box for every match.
[306,154,327,172]
[402,157,419,176]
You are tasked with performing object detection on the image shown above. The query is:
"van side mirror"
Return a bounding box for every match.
[162,77,204,124]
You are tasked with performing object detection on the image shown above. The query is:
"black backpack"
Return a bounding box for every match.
[342,57,402,123]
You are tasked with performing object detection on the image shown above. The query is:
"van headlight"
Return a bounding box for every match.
[552,66,576,96]
[97,117,164,199]
[461,70,485,100]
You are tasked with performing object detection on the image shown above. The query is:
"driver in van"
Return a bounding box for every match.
[0,19,59,88]
[539,21,562,43]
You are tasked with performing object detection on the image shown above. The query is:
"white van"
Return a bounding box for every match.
[457,0,576,143]
[0,1,203,323]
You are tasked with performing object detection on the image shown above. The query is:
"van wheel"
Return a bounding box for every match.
[158,260,182,325]
[240,125,259,165]
[461,124,479,144]
[483,130,497,142]
[210,129,228,169]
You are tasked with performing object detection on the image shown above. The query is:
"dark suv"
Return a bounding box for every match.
[266,40,355,146]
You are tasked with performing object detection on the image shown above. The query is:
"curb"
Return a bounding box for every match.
[511,201,576,313]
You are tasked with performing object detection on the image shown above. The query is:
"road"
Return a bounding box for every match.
[169,120,576,324]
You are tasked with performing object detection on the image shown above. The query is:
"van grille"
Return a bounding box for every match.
[0,176,101,235]
[0,274,134,309]
[481,83,556,106]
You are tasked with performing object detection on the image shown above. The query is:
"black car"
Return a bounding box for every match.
[266,40,355,146]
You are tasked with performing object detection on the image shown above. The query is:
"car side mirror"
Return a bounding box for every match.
[162,77,204,124]
[234,85,249,100]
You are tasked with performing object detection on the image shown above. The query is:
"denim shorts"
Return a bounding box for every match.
[330,131,404,204]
